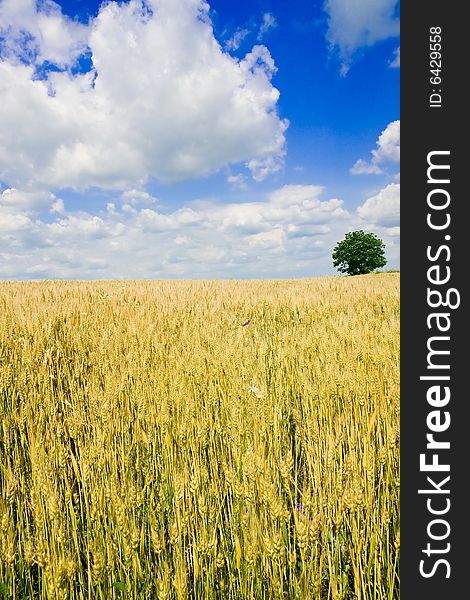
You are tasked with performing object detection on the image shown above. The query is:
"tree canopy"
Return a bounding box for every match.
[332,230,386,275]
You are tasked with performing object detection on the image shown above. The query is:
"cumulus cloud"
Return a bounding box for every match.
[350,120,400,175]
[0,0,89,66]
[357,182,399,228]
[120,190,158,206]
[0,209,33,234]
[0,184,354,279]
[325,0,399,73]
[349,159,382,176]
[0,187,58,211]
[0,0,287,191]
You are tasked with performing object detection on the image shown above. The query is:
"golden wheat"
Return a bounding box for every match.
[0,274,399,599]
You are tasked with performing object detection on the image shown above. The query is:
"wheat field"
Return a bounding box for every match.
[0,274,399,600]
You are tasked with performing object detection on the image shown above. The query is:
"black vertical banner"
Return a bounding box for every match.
[401,3,467,598]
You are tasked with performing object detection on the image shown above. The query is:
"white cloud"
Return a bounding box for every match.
[389,46,400,68]
[350,120,400,175]
[225,28,250,51]
[0,184,355,279]
[257,13,277,40]
[247,228,284,249]
[325,0,399,72]
[349,159,382,176]
[0,0,287,191]
[373,120,400,163]
[50,198,65,214]
[225,12,277,52]
[227,173,248,190]
[0,187,57,211]
[47,214,121,239]
[268,184,324,206]
[357,182,399,228]
[0,209,33,234]
[0,0,89,66]
[247,142,285,181]
[120,190,158,206]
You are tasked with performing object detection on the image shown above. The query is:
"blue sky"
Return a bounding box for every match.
[0,0,399,279]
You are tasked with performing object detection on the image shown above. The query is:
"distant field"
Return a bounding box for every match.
[0,275,399,599]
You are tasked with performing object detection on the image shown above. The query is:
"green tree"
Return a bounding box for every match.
[332,230,386,275]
